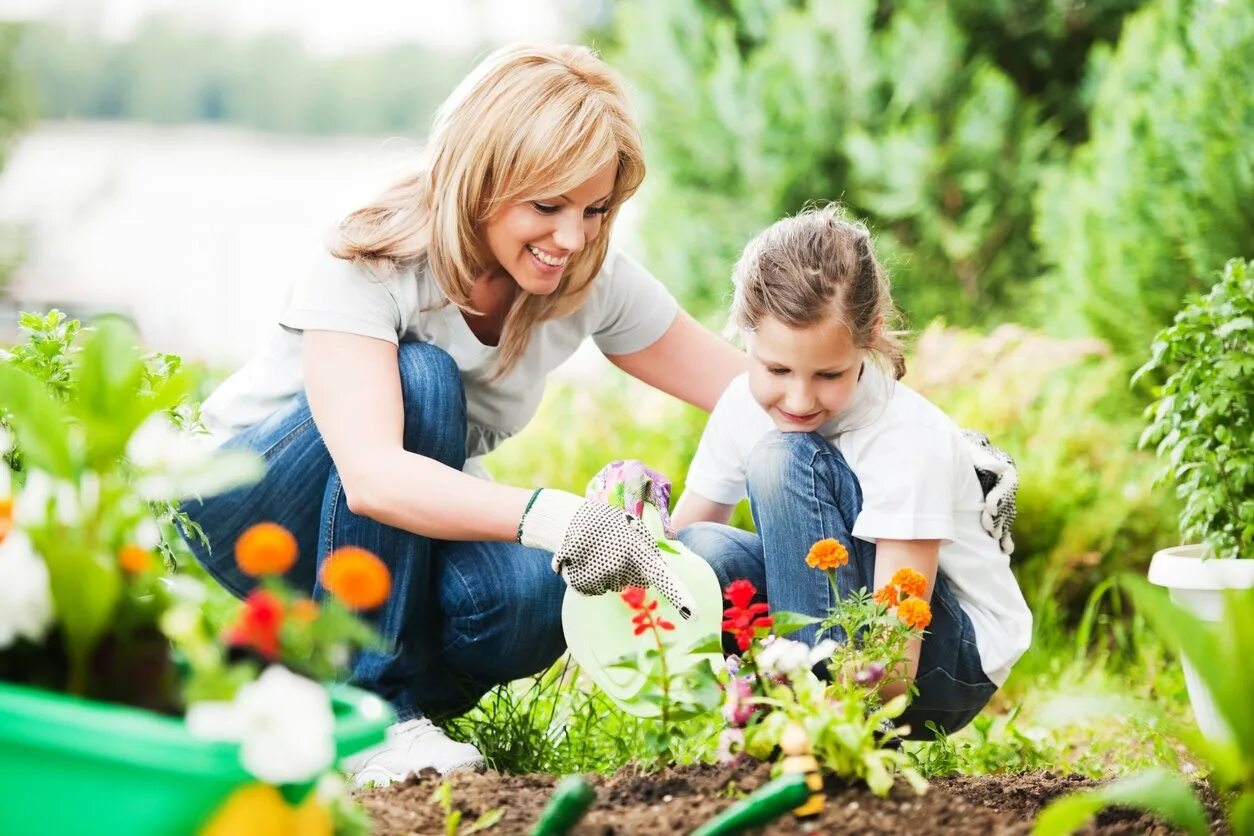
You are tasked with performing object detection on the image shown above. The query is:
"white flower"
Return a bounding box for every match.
[126,414,261,500]
[0,530,54,649]
[186,665,335,784]
[757,637,839,676]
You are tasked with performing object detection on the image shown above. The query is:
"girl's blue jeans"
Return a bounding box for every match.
[678,431,997,739]
[182,342,567,721]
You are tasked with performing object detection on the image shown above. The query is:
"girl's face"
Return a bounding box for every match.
[482,161,618,296]
[746,315,866,432]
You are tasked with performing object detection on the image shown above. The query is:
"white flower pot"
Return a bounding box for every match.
[1147,544,1254,740]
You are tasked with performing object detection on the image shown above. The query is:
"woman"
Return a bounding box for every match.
[185,44,745,785]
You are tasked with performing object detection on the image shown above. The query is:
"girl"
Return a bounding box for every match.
[672,205,1032,737]
[186,44,744,784]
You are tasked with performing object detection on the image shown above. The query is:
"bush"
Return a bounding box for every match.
[608,0,1054,325]
[1133,258,1254,559]
[1034,0,1254,358]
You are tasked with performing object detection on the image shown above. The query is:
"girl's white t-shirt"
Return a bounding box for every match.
[200,249,679,469]
[683,363,1032,686]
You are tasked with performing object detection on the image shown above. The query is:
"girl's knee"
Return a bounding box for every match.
[678,522,764,591]
[395,342,468,468]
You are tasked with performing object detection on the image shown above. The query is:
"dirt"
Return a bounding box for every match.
[358,762,1230,835]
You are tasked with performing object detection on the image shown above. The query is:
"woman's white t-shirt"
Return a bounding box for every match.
[201,249,679,469]
[683,363,1032,686]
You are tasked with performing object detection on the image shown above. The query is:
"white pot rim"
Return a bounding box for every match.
[1147,544,1254,590]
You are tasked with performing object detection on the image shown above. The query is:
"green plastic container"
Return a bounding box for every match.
[0,679,392,836]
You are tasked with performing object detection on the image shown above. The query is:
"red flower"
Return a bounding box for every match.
[622,586,675,636]
[722,579,773,652]
[226,589,285,659]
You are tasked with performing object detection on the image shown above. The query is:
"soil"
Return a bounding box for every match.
[358,762,1230,835]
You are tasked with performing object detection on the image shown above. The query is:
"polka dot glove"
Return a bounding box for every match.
[961,429,1018,555]
[518,488,695,619]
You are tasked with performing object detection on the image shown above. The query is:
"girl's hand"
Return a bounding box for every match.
[518,489,696,618]
[960,429,1018,555]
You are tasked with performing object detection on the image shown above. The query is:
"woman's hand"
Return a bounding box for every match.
[518,489,696,618]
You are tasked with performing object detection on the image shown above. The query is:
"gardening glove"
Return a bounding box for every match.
[584,459,676,539]
[960,429,1018,556]
[518,488,696,619]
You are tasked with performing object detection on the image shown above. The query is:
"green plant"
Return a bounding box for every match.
[1133,258,1253,559]
[1034,577,1253,835]
[429,780,502,836]
[909,708,1055,778]
[1034,0,1254,357]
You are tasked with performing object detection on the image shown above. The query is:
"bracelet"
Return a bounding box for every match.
[516,487,544,543]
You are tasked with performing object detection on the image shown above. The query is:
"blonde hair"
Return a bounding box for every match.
[730,204,907,379]
[332,44,645,377]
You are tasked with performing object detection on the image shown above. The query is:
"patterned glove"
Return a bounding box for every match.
[584,459,676,539]
[518,488,696,618]
[960,429,1018,555]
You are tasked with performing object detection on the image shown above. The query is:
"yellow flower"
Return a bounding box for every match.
[235,523,298,577]
[320,547,391,611]
[890,567,928,599]
[805,538,849,571]
[897,597,932,630]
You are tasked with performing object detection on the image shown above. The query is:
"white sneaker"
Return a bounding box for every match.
[343,717,485,788]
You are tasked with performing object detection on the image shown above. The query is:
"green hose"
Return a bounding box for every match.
[690,773,812,836]
[532,775,597,836]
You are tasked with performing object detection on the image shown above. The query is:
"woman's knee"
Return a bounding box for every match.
[395,342,468,469]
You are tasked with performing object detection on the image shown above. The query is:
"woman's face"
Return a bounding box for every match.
[746,315,866,433]
[483,161,618,296]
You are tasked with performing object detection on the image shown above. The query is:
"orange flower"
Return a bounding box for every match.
[890,567,927,599]
[118,544,154,573]
[805,538,849,571]
[872,584,899,608]
[291,598,320,623]
[0,496,13,544]
[235,522,298,577]
[897,597,932,630]
[320,547,391,610]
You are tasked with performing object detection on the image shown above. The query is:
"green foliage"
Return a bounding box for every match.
[1035,578,1254,835]
[1034,0,1254,357]
[909,709,1055,778]
[609,0,1055,325]
[0,23,33,169]
[429,780,502,836]
[1133,258,1253,559]
[15,19,472,135]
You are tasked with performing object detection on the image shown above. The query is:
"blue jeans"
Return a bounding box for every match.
[182,342,567,721]
[678,431,996,739]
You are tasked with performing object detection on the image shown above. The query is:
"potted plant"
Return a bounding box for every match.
[1133,257,1254,739]
[0,313,392,835]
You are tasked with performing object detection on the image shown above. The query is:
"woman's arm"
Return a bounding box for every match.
[672,490,735,530]
[607,310,746,412]
[302,329,530,541]
[872,538,941,699]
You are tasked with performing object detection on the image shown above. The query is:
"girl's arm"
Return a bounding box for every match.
[302,329,531,541]
[872,538,941,699]
[607,309,746,412]
[672,490,735,530]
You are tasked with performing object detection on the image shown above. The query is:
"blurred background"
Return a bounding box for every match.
[0,0,1249,701]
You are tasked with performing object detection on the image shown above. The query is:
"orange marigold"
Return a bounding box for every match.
[897,597,932,630]
[291,598,320,623]
[235,522,298,577]
[118,544,154,574]
[805,538,849,571]
[872,584,899,608]
[0,496,13,544]
[890,567,927,599]
[320,547,391,610]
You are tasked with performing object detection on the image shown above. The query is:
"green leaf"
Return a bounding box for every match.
[466,808,503,833]
[657,539,680,554]
[1033,769,1208,836]
[770,610,821,637]
[685,633,724,655]
[0,364,77,476]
